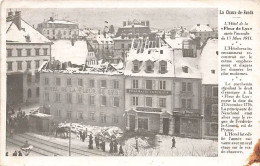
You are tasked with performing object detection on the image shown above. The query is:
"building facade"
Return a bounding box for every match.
[6,11,52,104]
[37,17,79,40]
[39,64,125,128]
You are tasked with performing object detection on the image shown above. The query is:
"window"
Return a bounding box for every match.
[160,50,163,54]
[7,49,12,57]
[146,65,152,72]
[66,93,72,103]
[90,79,95,87]
[128,43,131,49]
[182,66,189,73]
[101,113,107,123]
[183,49,193,57]
[56,78,61,86]
[159,80,166,90]
[67,111,72,119]
[35,60,40,68]
[36,87,40,97]
[133,80,139,89]
[17,61,22,70]
[101,80,106,88]
[159,98,166,108]
[114,97,119,107]
[44,77,49,85]
[146,80,153,90]
[55,93,61,102]
[90,96,95,105]
[53,30,55,35]
[26,61,31,69]
[35,72,40,82]
[132,96,139,106]
[27,74,32,83]
[146,97,152,107]
[133,63,139,72]
[47,30,49,35]
[182,82,192,92]
[43,48,48,55]
[114,80,119,89]
[121,43,124,49]
[101,96,106,106]
[78,79,83,86]
[181,99,192,109]
[27,89,32,98]
[77,94,83,104]
[35,48,40,56]
[26,49,31,56]
[90,112,95,121]
[160,64,167,73]
[77,112,83,119]
[7,62,12,71]
[17,49,22,57]
[112,114,119,123]
[56,110,61,117]
[212,104,218,116]
[145,61,154,73]
[44,92,49,102]
[67,78,72,86]
[212,87,218,97]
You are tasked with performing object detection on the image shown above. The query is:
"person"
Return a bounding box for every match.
[135,136,139,152]
[82,131,86,142]
[101,139,106,152]
[95,135,99,149]
[85,128,88,138]
[18,151,23,156]
[79,130,82,141]
[12,151,17,156]
[88,133,93,149]
[171,136,176,149]
[119,144,124,156]
[109,140,113,153]
[113,140,118,153]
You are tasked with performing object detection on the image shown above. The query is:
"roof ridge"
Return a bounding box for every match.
[6,21,13,34]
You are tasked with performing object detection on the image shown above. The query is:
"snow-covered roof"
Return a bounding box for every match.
[165,36,191,49]
[190,24,213,32]
[94,34,114,44]
[44,19,77,25]
[6,20,52,44]
[52,40,88,65]
[198,38,218,84]
[121,25,148,28]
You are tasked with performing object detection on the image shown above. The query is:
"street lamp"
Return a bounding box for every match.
[69,122,72,156]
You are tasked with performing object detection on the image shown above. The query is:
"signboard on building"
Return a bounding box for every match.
[136,107,162,113]
[126,89,171,95]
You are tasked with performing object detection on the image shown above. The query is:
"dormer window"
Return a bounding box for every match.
[159,60,167,74]
[145,60,154,73]
[182,66,189,73]
[132,60,141,73]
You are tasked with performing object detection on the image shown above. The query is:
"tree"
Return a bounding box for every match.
[108,25,115,34]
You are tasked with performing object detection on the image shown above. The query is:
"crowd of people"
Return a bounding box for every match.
[6,106,29,136]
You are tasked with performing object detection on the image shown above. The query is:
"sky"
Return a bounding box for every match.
[9,8,218,30]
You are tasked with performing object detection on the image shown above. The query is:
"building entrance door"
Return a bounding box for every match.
[163,118,169,135]
[129,115,135,131]
[174,117,180,135]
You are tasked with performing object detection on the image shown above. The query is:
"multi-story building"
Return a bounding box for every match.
[37,17,79,40]
[190,24,217,45]
[39,60,125,128]
[114,19,151,60]
[91,34,114,60]
[200,38,218,139]
[6,11,52,104]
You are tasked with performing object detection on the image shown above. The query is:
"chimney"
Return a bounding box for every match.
[145,21,150,27]
[207,24,210,26]
[50,17,54,22]
[170,30,176,39]
[8,10,13,17]
[14,11,22,30]
[141,21,145,26]
[123,21,126,27]
[197,24,200,26]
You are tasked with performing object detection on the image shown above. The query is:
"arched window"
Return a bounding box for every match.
[28,89,32,98]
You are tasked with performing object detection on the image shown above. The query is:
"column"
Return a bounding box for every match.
[159,117,163,134]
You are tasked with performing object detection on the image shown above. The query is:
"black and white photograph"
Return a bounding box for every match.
[5,8,218,157]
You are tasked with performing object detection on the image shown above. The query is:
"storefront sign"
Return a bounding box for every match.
[44,86,120,95]
[136,107,162,113]
[126,89,171,95]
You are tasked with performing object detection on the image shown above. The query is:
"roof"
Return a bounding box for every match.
[190,24,213,32]
[6,20,52,44]
[198,38,218,84]
[164,36,191,49]
[52,40,88,65]
[95,34,114,45]
[44,19,77,25]
[121,25,148,28]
